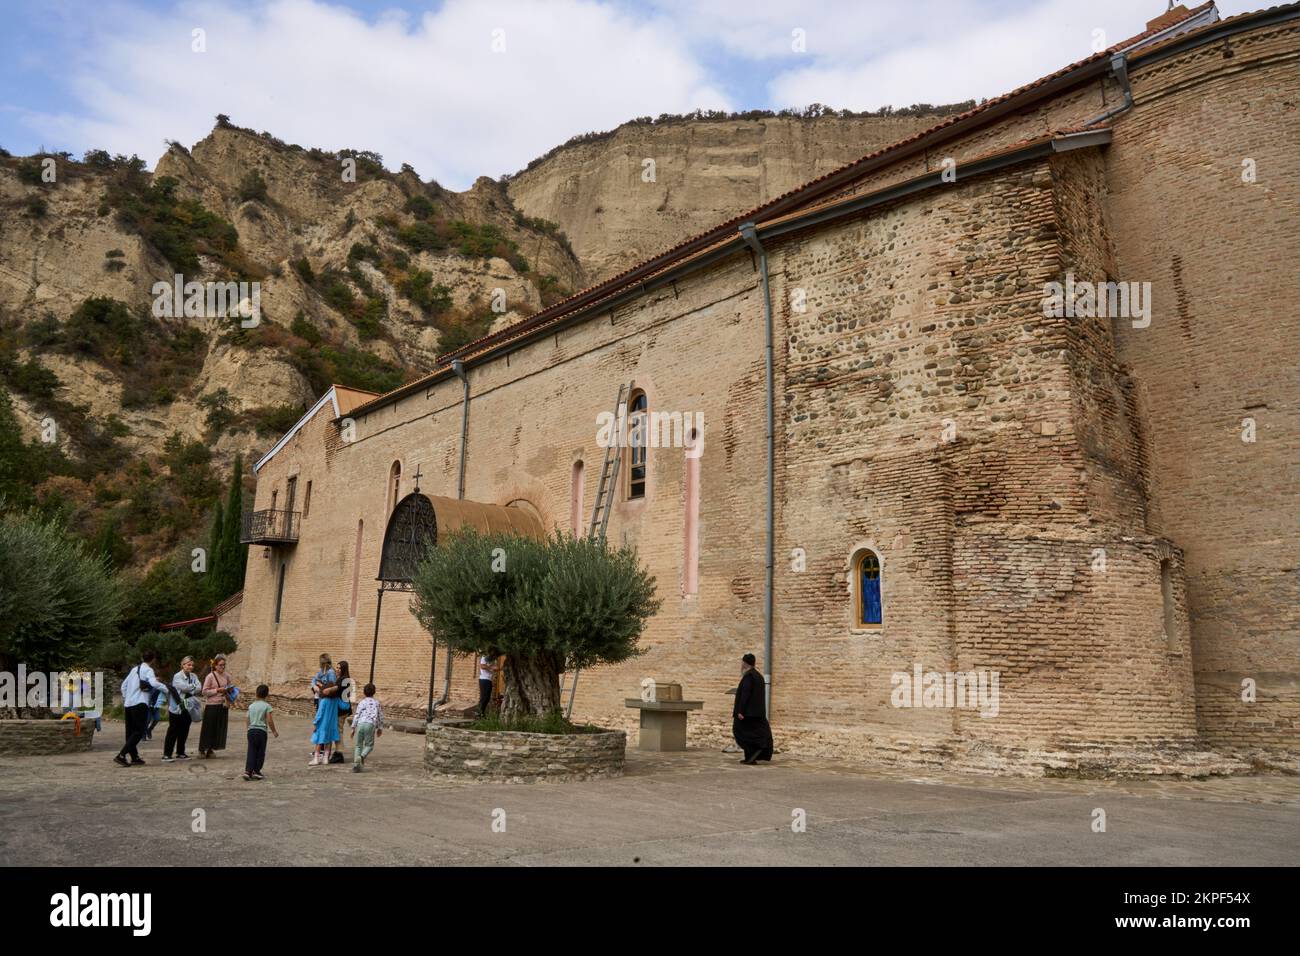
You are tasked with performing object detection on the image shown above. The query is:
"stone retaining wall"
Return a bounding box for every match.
[424,722,625,783]
[0,719,96,755]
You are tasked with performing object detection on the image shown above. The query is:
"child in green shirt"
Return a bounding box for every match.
[243,685,278,781]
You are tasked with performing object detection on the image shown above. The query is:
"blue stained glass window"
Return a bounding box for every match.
[859,551,882,626]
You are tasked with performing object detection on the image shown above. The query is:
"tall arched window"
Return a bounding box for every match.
[854,549,883,628]
[387,461,402,513]
[627,390,647,500]
[570,460,585,534]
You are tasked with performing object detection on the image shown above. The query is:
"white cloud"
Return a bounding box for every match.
[763,0,1248,112]
[21,0,731,189]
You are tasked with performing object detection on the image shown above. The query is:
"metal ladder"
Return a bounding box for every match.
[561,382,631,717]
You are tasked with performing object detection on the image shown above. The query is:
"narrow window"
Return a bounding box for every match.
[350,520,364,618]
[303,480,312,517]
[388,461,402,513]
[627,390,647,500]
[683,429,700,595]
[270,489,278,512]
[570,460,585,534]
[854,549,883,628]
[1160,558,1177,651]
[274,561,287,624]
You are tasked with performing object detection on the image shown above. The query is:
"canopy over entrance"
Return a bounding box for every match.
[377,493,544,586]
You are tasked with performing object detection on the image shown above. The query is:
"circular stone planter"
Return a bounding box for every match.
[424,721,626,783]
[0,718,96,756]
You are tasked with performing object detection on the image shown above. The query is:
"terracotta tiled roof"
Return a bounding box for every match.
[348,1,1295,420]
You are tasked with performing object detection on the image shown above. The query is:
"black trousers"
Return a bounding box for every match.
[164,709,192,757]
[245,728,268,774]
[120,703,148,759]
[478,679,494,717]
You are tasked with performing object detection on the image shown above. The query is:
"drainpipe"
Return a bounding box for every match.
[739,222,775,717]
[1082,52,1133,126]
[432,358,471,711]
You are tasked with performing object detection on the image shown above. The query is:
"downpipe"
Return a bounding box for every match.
[739,222,775,717]
[431,359,471,713]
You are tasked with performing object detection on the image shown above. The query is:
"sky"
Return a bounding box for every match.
[0,0,1258,190]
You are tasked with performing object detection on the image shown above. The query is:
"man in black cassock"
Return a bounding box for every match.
[732,653,773,764]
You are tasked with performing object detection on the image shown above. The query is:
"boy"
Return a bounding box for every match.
[243,685,278,781]
[350,683,383,772]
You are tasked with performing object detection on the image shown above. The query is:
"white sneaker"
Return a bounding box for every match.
[309,755,319,766]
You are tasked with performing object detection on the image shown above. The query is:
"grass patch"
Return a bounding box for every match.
[464,711,605,735]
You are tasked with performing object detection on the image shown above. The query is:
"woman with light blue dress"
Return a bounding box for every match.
[310,653,341,766]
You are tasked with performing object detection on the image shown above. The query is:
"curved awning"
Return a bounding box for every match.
[377,493,544,584]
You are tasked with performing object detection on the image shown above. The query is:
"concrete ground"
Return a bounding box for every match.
[1,715,1296,866]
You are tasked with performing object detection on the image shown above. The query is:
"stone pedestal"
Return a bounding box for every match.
[624,699,703,751]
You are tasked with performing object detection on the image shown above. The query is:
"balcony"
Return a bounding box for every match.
[240,509,300,545]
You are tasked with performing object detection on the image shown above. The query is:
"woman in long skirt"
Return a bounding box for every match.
[198,654,233,758]
[310,654,340,766]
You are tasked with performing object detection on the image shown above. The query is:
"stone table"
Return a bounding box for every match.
[624,699,703,752]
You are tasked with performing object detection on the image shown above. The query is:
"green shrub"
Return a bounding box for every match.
[404,195,436,220]
[290,311,321,345]
[291,257,316,285]
[237,170,268,203]
[104,175,241,275]
[399,270,452,314]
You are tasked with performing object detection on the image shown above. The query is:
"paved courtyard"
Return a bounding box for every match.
[1,716,1296,867]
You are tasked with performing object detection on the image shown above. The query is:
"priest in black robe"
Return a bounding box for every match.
[732,653,773,764]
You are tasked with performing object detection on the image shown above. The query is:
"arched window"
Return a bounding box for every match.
[627,390,647,500]
[854,549,883,628]
[387,461,402,514]
[570,460,585,534]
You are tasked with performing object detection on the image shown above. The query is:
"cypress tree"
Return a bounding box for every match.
[218,454,246,599]
[207,499,225,604]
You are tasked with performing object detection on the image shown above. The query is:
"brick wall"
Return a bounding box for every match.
[1105,21,1300,751]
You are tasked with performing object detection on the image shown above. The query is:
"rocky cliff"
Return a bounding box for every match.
[506,110,967,282]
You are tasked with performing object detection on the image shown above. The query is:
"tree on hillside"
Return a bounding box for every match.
[411,531,659,720]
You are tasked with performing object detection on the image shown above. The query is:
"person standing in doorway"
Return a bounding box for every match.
[477,653,499,718]
[732,653,773,765]
[114,650,169,767]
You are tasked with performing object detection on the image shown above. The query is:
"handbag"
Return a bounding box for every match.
[185,695,203,722]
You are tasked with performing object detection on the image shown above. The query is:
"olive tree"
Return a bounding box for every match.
[0,511,125,673]
[411,530,660,721]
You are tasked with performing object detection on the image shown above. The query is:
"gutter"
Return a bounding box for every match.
[1081,53,1133,127]
[738,222,776,718]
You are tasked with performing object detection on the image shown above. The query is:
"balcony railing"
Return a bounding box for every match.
[240,509,300,545]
